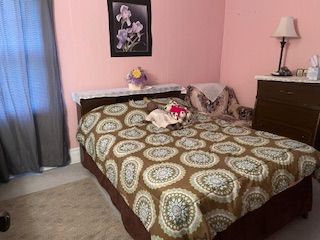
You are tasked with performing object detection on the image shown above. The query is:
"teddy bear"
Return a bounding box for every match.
[145,101,183,130]
[164,100,192,123]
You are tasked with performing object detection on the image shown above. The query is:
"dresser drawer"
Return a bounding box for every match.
[254,100,320,129]
[253,118,315,145]
[257,80,320,106]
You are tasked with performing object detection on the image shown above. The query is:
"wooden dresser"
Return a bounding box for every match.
[252,75,320,150]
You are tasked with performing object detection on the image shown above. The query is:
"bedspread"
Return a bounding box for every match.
[77,98,320,240]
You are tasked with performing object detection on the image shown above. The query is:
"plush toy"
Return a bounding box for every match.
[145,101,183,130]
[164,100,192,123]
[146,102,159,112]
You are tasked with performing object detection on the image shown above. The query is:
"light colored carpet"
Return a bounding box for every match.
[0,163,91,201]
[0,178,132,240]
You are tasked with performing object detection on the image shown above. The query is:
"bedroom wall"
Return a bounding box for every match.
[220,0,320,107]
[54,0,226,148]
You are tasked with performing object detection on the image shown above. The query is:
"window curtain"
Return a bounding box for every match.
[0,0,70,182]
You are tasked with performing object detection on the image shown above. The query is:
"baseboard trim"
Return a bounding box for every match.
[69,147,81,164]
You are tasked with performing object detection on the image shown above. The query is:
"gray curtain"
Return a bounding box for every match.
[0,141,9,182]
[0,0,70,182]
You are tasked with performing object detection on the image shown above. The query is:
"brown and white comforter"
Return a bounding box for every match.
[77,98,319,240]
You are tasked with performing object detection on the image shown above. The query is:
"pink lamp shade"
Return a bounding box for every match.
[272,16,299,38]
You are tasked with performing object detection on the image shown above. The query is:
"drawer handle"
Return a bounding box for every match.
[279,90,294,95]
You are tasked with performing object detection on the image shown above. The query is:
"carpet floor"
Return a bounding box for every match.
[0,178,132,240]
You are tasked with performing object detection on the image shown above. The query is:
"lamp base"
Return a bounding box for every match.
[271,71,281,76]
[271,71,292,77]
[272,66,293,77]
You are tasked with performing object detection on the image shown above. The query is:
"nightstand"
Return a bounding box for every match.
[252,75,320,150]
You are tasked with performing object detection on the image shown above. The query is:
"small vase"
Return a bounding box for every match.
[128,83,143,90]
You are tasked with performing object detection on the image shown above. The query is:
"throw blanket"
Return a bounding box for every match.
[185,85,253,127]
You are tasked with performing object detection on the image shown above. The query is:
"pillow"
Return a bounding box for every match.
[185,85,230,117]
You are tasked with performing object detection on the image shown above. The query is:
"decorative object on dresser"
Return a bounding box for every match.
[296,68,306,77]
[307,55,320,80]
[126,67,147,90]
[253,75,320,150]
[271,16,299,76]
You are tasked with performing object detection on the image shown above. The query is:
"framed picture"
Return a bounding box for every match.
[107,0,152,57]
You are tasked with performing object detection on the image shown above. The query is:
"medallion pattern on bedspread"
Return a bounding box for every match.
[125,110,147,126]
[211,141,245,155]
[120,156,143,193]
[180,150,219,168]
[241,187,269,216]
[118,127,147,139]
[190,169,240,203]
[205,209,236,236]
[113,140,145,158]
[105,159,118,187]
[103,103,128,116]
[145,134,174,146]
[159,188,202,238]
[96,118,122,134]
[143,163,186,189]
[171,128,198,137]
[225,156,269,182]
[175,137,206,150]
[133,190,156,231]
[200,131,227,142]
[77,98,320,240]
[96,134,116,160]
[144,147,179,161]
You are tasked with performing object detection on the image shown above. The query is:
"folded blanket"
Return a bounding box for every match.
[191,83,226,102]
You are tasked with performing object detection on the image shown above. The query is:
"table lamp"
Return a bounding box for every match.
[272,16,299,76]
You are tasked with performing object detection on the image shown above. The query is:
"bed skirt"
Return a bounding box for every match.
[81,147,312,240]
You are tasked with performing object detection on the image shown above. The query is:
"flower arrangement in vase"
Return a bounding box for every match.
[126,67,147,90]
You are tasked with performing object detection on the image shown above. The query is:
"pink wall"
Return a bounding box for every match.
[220,0,320,107]
[54,0,226,148]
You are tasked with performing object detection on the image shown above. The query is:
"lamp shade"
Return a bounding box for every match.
[272,16,299,38]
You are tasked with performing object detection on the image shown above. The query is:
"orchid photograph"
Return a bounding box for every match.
[107,0,152,57]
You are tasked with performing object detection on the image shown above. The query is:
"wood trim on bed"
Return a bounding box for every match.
[77,91,183,120]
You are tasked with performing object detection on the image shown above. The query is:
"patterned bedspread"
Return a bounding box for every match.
[77,98,320,240]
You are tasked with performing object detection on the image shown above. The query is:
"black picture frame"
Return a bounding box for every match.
[107,0,152,57]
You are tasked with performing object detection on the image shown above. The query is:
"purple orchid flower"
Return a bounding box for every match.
[116,5,131,27]
[127,21,144,42]
[116,29,128,49]
[128,21,143,34]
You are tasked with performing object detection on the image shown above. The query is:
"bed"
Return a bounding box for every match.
[75,88,318,240]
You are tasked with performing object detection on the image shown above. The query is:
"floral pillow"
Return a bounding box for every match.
[185,86,230,117]
[184,85,253,125]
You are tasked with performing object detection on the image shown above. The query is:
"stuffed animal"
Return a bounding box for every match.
[146,102,159,112]
[145,101,184,130]
[164,100,192,123]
